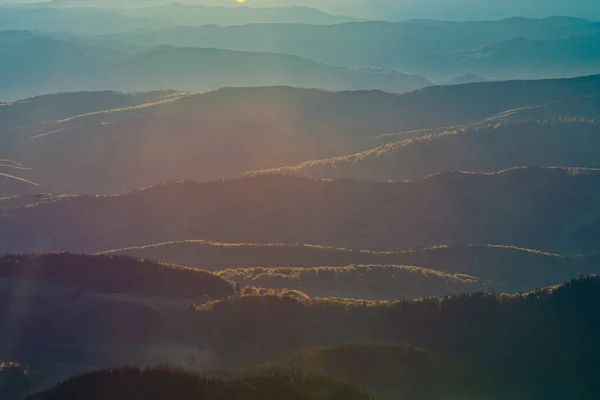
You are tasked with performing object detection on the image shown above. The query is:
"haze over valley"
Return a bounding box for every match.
[1,1,600,400]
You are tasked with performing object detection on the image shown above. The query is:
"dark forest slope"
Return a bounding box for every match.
[0,362,35,400]
[0,253,235,300]
[246,344,489,400]
[3,168,600,255]
[5,276,600,399]
[217,265,485,300]
[104,241,600,293]
[190,276,600,399]
[256,120,600,181]
[24,367,370,400]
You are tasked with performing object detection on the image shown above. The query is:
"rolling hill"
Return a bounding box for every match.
[455,32,600,78]
[241,344,491,400]
[260,0,600,21]
[108,17,600,78]
[4,273,600,399]
[0,34,431,100]
[255,120,600,181]
[118,3,356,26]
[3,168,600,255]
[4,4,600,400]
[216,265,485,300]
[0,253,236,384]
[0,362,35,400]
[114,46,432,93]
[0,253,236,301]
[3,76,600,195]
[191,275,600,397]
[23,367,370,400]
[103,241,600,294]
[0,90,181,130]
[0,3,354,35]
[487,95,600,122]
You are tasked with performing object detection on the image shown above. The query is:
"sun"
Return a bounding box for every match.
[236,0,247,3]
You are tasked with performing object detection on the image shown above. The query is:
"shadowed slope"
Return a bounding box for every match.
[3,168,600,255]
[23,367,371,400]
[3,76,600,194]
[242,344,490,400]
[103,241,600,293]
[0,253,236,300]
[217,265,485,300]
[253,120,600,181]
[0,362,35,400]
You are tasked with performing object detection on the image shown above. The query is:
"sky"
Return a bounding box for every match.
[2,0,599,20]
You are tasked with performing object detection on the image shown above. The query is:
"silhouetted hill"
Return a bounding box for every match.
[0,36,431,100]
[3,168,600,255]
[245,344,490,400]
[0,253,235,382]
[0,362,35,400]
[24,367,370,400]
[217,265,485,300]
[257,120,600,181]
[0,90,180,130]
[120,3,355,26]
[448,73,489,85]
[454,31,600,77]
[5,275,600,398]
[108,17,600,78]
[0,30,33,45]
[190,275,600,398]
[0,194,57,211]
[489,95,600,121]
[3,76,600,195]
[0,4,353,35]
[104,241,600,294]
[266,0,600,21]
[0,253,235,300]
[0,37,122,98]
[115,46,432,93]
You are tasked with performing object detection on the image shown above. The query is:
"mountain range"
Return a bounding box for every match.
[103,241,600,294]
[2,167,600,255]
[3,4,600,399]
[2,14,600,98]
[104,17,600,79]
[0,3,354,34]
[0,32,431,100]
[3,75,600,194]
[15,0,600,21]
[256,118,600,181]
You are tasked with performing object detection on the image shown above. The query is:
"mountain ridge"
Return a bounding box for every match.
[2,167,600,255]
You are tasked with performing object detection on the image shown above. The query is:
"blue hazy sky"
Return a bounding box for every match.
[2,0,599,20]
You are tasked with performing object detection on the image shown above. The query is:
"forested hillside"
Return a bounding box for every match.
[6,273,600,399]
[2,75,600,195]
[3,168,600,255]
[0,253,235,300]
[0,362,35,400]
[186,276,600,399]
[234,344,491,400]
[257,120,600,181]
[108,18,600,78]
[24,367,370,400]
[217,265,485,300]
[0,34,431,100]
[2,4,600,399]
[105,241,600,293]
